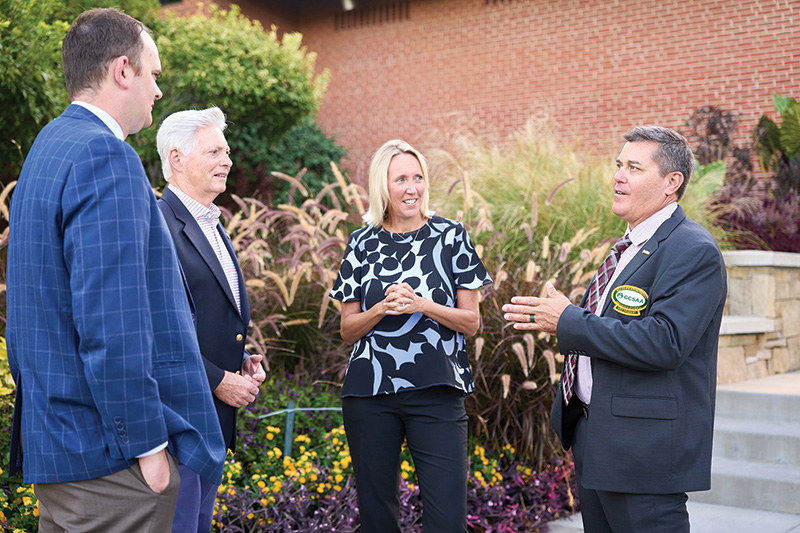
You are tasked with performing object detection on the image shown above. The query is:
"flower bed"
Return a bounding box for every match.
[213,424,577,532]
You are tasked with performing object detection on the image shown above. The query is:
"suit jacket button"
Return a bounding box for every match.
[236,334,243,342]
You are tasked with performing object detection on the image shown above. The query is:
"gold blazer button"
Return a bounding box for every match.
[236,334,243,342]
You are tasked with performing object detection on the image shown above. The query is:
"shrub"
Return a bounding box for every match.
[264,117,348,206]
[695,97,800,252]
[0,1,69,182]
[0,0,161,183]
[132,4,329,197]
[753,94,800,196]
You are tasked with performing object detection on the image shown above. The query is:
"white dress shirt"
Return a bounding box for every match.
[576,202,679,404]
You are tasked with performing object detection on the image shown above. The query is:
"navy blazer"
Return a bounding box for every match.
[6,105,226,484]
[158,187,251,450]
[551,206,727,495]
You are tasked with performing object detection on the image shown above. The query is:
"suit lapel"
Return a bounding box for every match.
[162,188,241,315]
[217,222,249,323]
[600,205,686,315]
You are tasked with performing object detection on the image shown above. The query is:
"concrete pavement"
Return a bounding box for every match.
[546,501,800,532]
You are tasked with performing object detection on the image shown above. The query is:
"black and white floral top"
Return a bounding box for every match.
[330,215,492,398]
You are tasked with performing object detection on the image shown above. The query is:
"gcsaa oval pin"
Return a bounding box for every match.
[611,285,648,316]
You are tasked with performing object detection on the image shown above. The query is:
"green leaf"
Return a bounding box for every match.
[778,102,800,158]
[772,93,798,116]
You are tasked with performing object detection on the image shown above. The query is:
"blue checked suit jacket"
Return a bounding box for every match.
[6,104,226,484]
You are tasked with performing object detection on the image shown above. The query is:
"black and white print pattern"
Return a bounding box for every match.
[330,216,492,397]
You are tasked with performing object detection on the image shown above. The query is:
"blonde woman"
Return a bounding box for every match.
[330,139,491,532]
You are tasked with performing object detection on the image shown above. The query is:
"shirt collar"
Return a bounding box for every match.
[627,202,678,246]
[168,183,221,221]
[72,101,125,140]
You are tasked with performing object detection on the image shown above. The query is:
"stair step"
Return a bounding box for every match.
[713,416,800,465]
[715,372,800,424]
[691,457,800,514]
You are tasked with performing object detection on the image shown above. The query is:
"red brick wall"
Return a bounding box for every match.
[167,0,799,178]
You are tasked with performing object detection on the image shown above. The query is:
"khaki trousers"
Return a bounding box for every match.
[34,452,181,533]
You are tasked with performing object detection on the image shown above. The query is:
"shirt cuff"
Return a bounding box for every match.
[136,441,168,458]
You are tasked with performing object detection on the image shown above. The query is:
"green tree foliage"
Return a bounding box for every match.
[266,117,348,206]
[0,0,161,182]
[0,0,69,181]
[132,4,329,196]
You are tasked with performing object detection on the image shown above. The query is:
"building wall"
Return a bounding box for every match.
[165,0,798,178]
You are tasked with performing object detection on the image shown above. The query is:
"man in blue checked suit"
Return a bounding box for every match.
[504,126,726,533]
[6,9,225,531]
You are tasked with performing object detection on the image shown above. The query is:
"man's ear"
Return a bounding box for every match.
[665,171,683,197]
[112,56,131,89]
[169,148,182,173]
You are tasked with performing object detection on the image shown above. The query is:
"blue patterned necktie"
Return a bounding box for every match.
[562,235,632,405]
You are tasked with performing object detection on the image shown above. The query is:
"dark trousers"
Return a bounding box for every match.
[35,452,181,533]
[171,464,219,533]
[572,415,690,533]
[342,386,469,533]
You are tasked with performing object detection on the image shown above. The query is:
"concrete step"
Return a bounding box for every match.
[691,457,800,514]
[713,416,800,465]
[715,372,800,424]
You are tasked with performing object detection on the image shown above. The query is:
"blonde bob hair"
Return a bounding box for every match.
[362,139,435,228]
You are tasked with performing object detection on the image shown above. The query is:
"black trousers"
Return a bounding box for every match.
[572,415,690,533]
[342,386,469,533]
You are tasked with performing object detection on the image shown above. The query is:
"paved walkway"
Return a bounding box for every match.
[547,501,800,532]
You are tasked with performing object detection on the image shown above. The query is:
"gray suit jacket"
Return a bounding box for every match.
[551,205,727,494]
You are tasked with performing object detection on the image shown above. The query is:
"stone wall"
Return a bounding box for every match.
[718,251,800,385]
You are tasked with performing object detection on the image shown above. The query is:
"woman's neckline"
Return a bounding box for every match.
[381,217,430,236]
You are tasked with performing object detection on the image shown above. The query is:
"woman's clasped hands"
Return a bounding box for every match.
[383,282,424,315]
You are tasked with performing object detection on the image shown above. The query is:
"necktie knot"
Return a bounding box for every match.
[612,235,632,257]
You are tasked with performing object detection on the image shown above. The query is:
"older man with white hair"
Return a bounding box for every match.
[156,106,266,533]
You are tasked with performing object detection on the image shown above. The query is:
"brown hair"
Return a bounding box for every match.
[623,126,695,201]
[62,8,148,101]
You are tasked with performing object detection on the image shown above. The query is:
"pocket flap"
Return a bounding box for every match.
[611,395,678,420]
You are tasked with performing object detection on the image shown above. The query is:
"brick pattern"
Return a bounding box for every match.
[164,0,798,179]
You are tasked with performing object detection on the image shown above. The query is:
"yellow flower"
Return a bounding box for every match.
[247,513,254,520]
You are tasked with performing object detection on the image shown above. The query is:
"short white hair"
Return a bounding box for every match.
[156,106,227,181]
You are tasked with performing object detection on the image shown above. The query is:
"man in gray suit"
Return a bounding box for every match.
[503,126,727,533]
